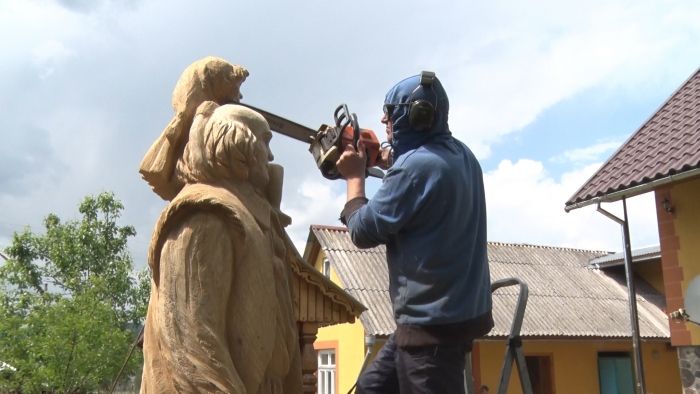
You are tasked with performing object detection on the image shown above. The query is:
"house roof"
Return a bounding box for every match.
[565,66,700,210]
[310,226,670,339]
[588,245,661,268]
[283,230,367,325]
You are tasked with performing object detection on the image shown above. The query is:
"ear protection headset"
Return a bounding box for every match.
[408,71,438,131]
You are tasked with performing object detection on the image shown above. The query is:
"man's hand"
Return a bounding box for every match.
[375,147,393,170]
[337,140,367,202]
[337,140,367,180]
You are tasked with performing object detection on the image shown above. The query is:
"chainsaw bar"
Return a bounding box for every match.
[239,103,317,144]
[239,102,384,179]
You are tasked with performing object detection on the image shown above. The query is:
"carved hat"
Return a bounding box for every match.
[139,56,249,201]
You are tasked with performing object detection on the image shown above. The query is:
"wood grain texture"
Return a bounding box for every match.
[140,58,366,394]
[140,100,302,394]
[139,57,249,201]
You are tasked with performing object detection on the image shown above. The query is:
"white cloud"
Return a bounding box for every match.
[279,155,661,256]
[416,1,700,158]
[483,159,659,252]
[31,40,74,79]
[551,141,622,164]
[0,0,696,265]
[281,179,347,253]
[0,1,84,71]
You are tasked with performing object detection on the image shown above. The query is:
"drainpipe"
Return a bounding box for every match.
[358,334,377,376]
[348,334,377,394]
[596,198,646,394]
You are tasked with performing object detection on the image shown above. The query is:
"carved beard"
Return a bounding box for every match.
[248,164,270,191]
[246,134,272,191]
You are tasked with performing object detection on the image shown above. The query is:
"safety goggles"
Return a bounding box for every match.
[382,103,410,116]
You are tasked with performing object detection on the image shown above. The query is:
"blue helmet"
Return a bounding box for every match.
[383,73,451,157]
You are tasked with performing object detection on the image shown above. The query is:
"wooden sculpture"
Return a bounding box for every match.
[139,56,249,201]
[139,58,302,394]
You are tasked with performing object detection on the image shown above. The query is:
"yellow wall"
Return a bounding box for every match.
[478,341,680,394]
[314,249,370,394]
[634,260,665,295]
[312,248,329,275]
[316,316,366,394]
[671,179,700,345]
[673,177,700,344]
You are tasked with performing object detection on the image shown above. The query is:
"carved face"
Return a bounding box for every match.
[247,123,274,189]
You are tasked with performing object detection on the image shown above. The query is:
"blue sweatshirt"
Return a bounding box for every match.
[345,74,492,325]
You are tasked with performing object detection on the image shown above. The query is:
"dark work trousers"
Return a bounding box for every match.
[356,333,470,394]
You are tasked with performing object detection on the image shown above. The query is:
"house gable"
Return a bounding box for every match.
[566,66,700,209]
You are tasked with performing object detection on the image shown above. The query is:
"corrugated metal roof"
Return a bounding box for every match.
[566,66,700,207]
[589,245,661,268]
[312,227,670,339]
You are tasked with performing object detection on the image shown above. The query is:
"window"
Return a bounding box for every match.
[318,350,336,394]
[598,352,635,394]
[323,258,331,278]
[525,355,554,394]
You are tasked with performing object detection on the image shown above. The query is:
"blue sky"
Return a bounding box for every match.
[481,85,658,176]
[1,0,700,266]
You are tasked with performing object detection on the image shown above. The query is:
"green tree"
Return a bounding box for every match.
[0,192,150,393]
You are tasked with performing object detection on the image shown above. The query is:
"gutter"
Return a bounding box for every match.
[564,167,700,213]
[590,253,660,269]
[348,334,383,394]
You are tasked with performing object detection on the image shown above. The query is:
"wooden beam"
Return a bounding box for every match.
[300,322,319,394]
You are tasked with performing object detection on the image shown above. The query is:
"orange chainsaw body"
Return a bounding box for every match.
[340,126,381,167]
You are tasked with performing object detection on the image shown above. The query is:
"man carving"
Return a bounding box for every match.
[139,100,303,393]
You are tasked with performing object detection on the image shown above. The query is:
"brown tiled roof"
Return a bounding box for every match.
[566,66,700,208]
[311,226,670,339]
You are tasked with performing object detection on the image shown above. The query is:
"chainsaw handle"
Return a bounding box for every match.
[334,104,362,150]
[351,113,360,150]
[334,104,352,135]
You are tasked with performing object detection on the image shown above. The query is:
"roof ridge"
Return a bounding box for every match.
[323,247,384,254]
[311,225,348,231]
[512,294,642,301]
[487,241,612,254]
[491,259,600,264]
[312,228,613,254]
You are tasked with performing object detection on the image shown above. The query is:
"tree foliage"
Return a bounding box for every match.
[0,192,150,393]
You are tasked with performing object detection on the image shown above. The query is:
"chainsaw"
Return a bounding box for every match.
[239,103,385,180]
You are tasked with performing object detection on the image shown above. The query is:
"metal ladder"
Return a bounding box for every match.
[465,278,534,394]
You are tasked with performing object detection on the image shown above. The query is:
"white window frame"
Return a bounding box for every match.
[318,349,336,394]
[323,258,331,278]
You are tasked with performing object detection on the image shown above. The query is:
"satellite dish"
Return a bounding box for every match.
[685,276,700,323]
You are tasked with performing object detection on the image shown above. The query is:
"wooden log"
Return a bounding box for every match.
[299,322,318,394]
